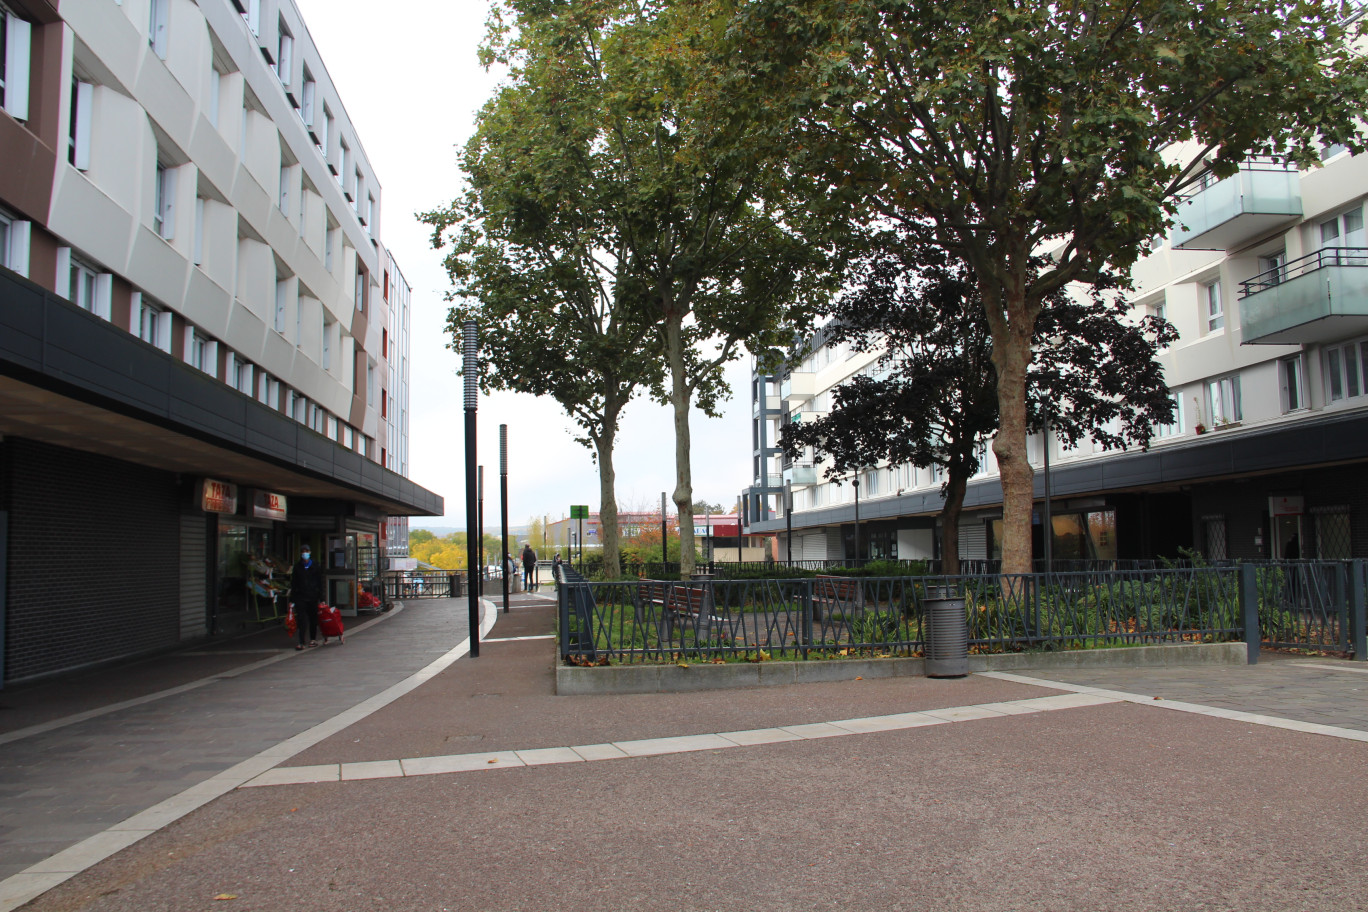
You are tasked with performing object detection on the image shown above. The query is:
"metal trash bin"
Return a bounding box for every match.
[924,584,969,678]
[448,573,464,598]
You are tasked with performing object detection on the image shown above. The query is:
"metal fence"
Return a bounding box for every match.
[557,566,1258,664]
[379,569,466,600]
[557,561,1368,664]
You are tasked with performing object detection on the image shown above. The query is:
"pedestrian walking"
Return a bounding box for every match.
[552,552,562,581]
[521,542,537,588]
[288,543,325,650]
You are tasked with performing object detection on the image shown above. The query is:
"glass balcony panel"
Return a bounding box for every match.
[1240,256,1368,344]
[1170,163,1302,251]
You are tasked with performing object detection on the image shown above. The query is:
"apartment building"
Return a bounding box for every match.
[0,0,439,685]
[744,147,1368,565]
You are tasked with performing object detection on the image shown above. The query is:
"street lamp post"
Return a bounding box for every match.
[478,466,485,587]
[661,491,668,574]
[853,472,862,566]
[785,480,793,566]
[500,424,509,614]
[461,321,480,658]
[1042,413,1053,575]
[737,495,744,565]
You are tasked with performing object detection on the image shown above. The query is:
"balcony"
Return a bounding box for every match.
[1170,159,1301,251]
[1238,248,1368,344]
[781,371,816,404]
[752,394,783,418]
[783,464,819,486]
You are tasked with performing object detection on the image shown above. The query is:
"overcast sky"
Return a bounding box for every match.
[293,0,755,530]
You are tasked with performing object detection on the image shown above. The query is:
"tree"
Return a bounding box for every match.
[782,232,1174,572]
[730,0,1368,572]
[431,0,841,581]
[422,2,668,580]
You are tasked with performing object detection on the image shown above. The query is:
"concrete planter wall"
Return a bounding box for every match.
[555,642,1246,696]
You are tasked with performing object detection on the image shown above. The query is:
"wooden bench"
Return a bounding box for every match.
[813,575,864,622]
[639,580,717,636]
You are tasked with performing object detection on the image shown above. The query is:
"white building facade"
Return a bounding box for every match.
[0,0,436,684]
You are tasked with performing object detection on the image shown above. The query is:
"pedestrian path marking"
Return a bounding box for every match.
[0,608,406,749]
[1293,662,1368,676]
[977,671,1368,743]
[237,691,1121,788]
[0,602,498,912]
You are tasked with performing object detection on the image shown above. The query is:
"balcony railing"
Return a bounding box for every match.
[784,464,819,486]
[1238,247,1368,344]
[781,371,816,404]
[1170,158,1301,251]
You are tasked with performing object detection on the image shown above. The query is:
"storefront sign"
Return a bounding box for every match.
[252,491,288,521]
[201,479,238,514]
[1269,495,1304,517]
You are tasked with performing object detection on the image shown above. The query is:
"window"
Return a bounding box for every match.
[367,360,376,405]
[1205,374,1242,426]
[1204,280,1223,332]
[322,316,332,369]
[276,18,292,85]
[279,163,289,211]
[138,297,170,352]
[300,68,315,124]
[1259,251,1286,287]
[154,158,176,239]
[0,207,29,275]
[353,169,363,211]
[256,370,271,405]
[241,0,260,36]
[67,255,99,313]
[1279,355,1307,412]
[188,330,207,371]
[355,266,366,313]
[298,181,307,235]
[324,225,336,272]
[193,196,205,265]
[338,138,349,188]
[68,78,92,170]
[1202,515,1228,560]
[1319,207,1367,266]
[319,104,332,155]
[209,64,221,127]
[2,3,32,121]
[1324,341,1366,402]
[148,0,168,59]
[274,277,289,333]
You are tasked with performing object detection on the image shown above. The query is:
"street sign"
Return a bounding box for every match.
[570,504,589,519]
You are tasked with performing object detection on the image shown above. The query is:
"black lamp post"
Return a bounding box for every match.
[853,472,862,566]
[785,480,793,566]
[661,491,668,573]
[1042,413,1053,575]
[462,320,480,658]
[500,424,509,613]
[478,466,484,587]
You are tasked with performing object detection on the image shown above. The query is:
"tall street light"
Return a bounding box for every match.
[500,424,510,613]
[462,320,480,658]
[785,480,793,566]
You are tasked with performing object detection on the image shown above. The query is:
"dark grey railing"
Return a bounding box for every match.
[380,569,466,600]
[558,567,1260,664]
[558,561,1368,665]
[1239,247,1368,298]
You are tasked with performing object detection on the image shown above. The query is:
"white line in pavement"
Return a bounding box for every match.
[0,608,407,749]
[237,691,1122,789]
[0,601,500,912]
[1293,662,1368,676]
[484,635,557,642]
[977,671,1368,743]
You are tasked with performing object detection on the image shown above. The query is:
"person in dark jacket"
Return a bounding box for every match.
[521,543,537,588]
[288,544,325,650]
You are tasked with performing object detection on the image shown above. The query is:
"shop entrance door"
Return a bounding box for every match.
[1272,514,1303,560]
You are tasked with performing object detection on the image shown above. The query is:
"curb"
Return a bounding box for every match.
[555,642,1246,695]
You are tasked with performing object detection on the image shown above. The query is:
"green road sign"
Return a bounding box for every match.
[570,504,589,519]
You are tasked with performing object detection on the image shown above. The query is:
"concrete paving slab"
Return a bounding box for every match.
[401,752,523,777]
[614,733,736,757]
[340,760,404,781]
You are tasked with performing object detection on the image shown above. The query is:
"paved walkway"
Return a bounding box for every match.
[1,588,1366,911]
